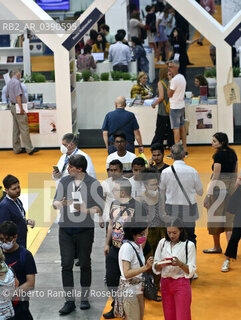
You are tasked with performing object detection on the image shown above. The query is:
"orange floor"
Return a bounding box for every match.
[0,146,241,319]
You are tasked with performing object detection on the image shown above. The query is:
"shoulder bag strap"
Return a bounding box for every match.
[185,240,188,264]
[127,241,144,267]
[171,165,192,206]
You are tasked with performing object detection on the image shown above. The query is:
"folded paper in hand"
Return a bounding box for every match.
[16,103,28,114]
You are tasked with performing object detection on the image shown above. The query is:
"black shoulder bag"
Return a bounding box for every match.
[171,165,198,220]
[127,241,158,301]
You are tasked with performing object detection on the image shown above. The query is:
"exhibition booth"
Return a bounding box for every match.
[0,0,240,149]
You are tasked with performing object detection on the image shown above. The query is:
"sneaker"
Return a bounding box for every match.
[103,308,115,319]
[156,60,165,65]
[166,154,172,159]
[185,152,188,158]
[221,259,230,272]
[59,301,76,315]
[80,299,90,310]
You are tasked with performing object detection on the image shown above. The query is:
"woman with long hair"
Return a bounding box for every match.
[92,32,110,59]
[131,36,149,74]
[151,67,174,148]
[153,218,196,320]
[77,44,96,72]
[203,132,238,254]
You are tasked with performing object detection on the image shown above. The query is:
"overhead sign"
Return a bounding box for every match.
[62,8,103,51]
[225,22,241,46]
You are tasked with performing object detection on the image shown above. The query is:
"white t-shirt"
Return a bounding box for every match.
[102,177,115,221]
[169,73,186,109]
[129,18,140,38]
[119,241,145,294]
[128,176,145,200]
[106,151,137,173]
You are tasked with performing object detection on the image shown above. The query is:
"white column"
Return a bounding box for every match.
[105,0,128,36]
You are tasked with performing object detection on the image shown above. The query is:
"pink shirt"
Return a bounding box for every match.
[200,0,215,15]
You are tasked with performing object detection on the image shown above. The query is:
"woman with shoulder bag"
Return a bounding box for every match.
[115,220,153,320]
[153,218,196,320]
[151,67,174,148]
[203,132,238,254]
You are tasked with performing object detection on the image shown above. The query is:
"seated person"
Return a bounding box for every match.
[77,44,96,72]
[92,32,110,59]
[130,72,153,100]
[194,74,208,96]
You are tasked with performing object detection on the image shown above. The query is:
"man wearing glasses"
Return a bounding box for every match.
[106,131,136,177]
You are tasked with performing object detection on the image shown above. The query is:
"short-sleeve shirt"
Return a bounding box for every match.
[129,19,140,38]
[106,151,137,174]
[212,149,237,173]
[6,76,27,104]
[110,198,147,248]
[169,74,186,109]
[102,108,139,143]
[5,246,37,286]
[54,174,104,233]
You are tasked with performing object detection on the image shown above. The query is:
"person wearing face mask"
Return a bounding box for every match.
[0,221,37,320]
[141,168,165,295]
[153,218,196,320]
[103,178,148,319]
[115,220,153,320]
[52,133,96,184]
[0,175,35,248]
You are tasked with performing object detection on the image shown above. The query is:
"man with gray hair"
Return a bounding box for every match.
[160,143,203,245]
[167,60,187,158]
[6,68,38,155]
[102,96,144,155]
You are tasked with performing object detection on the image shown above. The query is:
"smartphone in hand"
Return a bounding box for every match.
[53,166,59,172]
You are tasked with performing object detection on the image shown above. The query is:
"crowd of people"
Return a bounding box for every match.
[0,127,240,319]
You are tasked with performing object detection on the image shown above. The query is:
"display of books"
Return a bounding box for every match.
[16,56,23,63]
[0,69,8,79]
[7,56,15,63]
[0,56,7,63]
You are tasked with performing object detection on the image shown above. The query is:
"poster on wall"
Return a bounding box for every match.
[39,111,57,134]
[27,112,40,133]
[196,108,212,129]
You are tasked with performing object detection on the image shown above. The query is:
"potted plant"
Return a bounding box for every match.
[81,70,91,82]
[100,72,109,81]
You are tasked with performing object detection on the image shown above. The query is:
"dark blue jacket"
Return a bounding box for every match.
[0,197,27,248]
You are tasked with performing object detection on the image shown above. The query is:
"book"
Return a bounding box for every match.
[16,56,23,63]
[7,56,14,63]
[156,259,173,265]
[0,56,7,63]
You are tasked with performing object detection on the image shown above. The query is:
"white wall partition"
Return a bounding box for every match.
[166,0,241,143]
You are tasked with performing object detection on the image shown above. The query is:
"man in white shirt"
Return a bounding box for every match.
[53,133,96,183]
[167,60,187,156]
[160,143,203,245]
[106,131,136,177]
[128,157,145,200]
[108,33,131,73]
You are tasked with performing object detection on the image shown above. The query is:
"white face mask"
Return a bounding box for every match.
[147,190,158,197]
[1,241,14,251]
[60,144,68,154]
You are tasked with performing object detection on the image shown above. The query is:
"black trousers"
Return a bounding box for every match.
[225,215,241,259]
[106,246,120,293]
[151,115,174,147]
[59,228,94,300]
[113,64,128,72]
[13,301,33,320]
